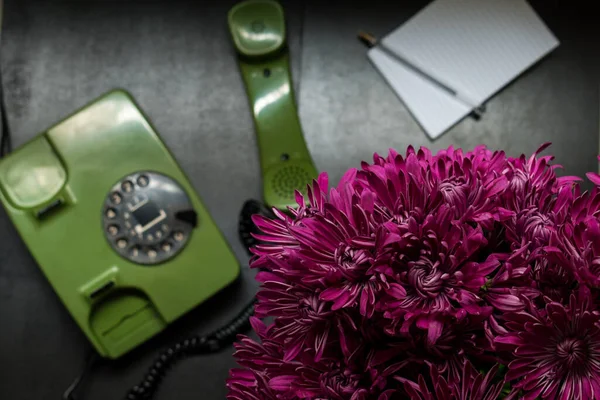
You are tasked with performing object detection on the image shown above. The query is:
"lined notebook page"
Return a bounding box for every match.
[368,0,559,139]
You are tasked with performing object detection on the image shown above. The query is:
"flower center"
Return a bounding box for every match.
[508,169,528,196]
[409,260,445,298]
[335,245,372,279]
[298,295,329,323]
[439,177,468,209]
[533,260,574,302]
[322,368,359,395]
[523,211,553,243]
[293,206,320,223]
[556,337,588,369]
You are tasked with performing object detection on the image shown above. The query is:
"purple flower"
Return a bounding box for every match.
[482,252,533,313]
[502,143,580,213]
[496,294,600,399]
[227,318,294,399]
[585,156,600,185]
[506,207,555,248]
[559,197,600,289]
[270,357,396,400]
[398,360,504,400]
[226,369,280,400]
[253,270,358,362]
[227,144,600,400]
[381,210,499,343]
[355,146,510,230]
[394,314,496,384]
[229,319,396,399]
[538,192,600,295]
[531,256,578,304]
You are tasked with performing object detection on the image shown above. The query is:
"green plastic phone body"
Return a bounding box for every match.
[228,0,318,210]
[0,90,239,359]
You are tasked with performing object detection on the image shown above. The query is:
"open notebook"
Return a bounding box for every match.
[368,0,559,139]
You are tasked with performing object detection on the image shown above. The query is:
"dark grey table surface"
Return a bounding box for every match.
[0,1,598,399]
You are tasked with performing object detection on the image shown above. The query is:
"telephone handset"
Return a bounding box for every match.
[228,0,318,210]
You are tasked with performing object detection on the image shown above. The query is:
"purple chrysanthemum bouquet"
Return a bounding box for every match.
[227,144,600,400]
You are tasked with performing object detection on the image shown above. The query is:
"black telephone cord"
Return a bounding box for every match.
[125,200,267,399]
[124,298,256,400]
[123,200,268,399]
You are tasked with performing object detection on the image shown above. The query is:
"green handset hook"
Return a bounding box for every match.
[228,0,318,211]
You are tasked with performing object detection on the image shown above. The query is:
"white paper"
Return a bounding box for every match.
[368,0,560,139]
